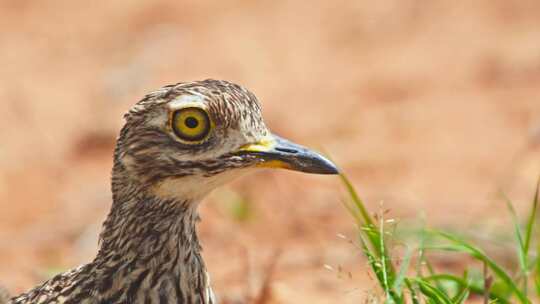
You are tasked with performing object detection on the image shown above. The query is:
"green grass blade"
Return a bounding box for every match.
[340,172,400,301]
[523,177,539,298]
[379,216,392,299]
[534,177,540,297]
[339,173,374,227]
[341,198,363,226]
[360,235,403,303]
[377,214,402,301]
[340,175,384,258]
[452,270,470,304]
[415,223,427,278]
[452,288,470,304]
[423,274,510,304]
[502,192,530,296]
[525,177,540,254]
[423,257,447,293]
[426,231,529,304]
[340,173,384,259]
[360,236,385,286]
[405,278,421,304]
[392,245,413,293]
[413,278,453,304]
[502,193,527,271]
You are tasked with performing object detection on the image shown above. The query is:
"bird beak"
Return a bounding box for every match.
[236,134,339,174]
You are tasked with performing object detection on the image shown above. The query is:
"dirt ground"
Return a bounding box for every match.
[1,1,540,303]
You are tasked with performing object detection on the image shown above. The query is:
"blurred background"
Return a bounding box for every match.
[1,1,539,303]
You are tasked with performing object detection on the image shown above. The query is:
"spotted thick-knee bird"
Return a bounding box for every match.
[8,79,338,304]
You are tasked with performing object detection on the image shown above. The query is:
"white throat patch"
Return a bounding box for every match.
[150,169,247,202]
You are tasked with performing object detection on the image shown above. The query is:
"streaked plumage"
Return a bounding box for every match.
[8,79,338,304]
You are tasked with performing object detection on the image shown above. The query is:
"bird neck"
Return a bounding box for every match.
[89,161,213,303]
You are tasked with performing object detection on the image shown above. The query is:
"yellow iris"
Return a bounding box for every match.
[171,107,211,142]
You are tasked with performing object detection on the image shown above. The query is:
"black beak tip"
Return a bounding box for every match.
[296,153,340,175]
[325,164,340,175]
[312,158,340,175]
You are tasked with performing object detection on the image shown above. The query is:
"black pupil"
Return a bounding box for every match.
[185,116,199,129]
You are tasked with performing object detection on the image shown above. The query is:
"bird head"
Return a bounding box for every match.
[114,80,338,202]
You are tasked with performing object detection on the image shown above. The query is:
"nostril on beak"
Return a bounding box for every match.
[275,147,298,154]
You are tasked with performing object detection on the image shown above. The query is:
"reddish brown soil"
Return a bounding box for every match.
[1,1,539,303]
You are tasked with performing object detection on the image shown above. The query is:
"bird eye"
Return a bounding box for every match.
[171,107,211,142]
